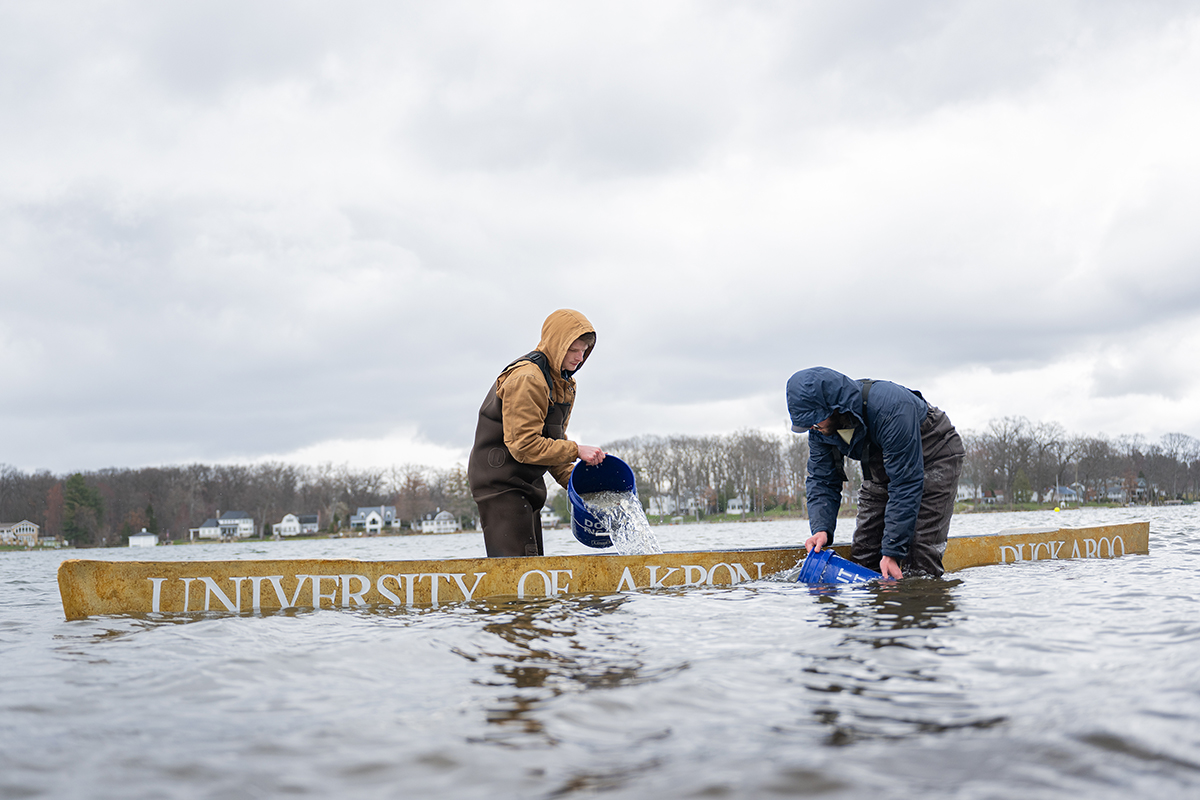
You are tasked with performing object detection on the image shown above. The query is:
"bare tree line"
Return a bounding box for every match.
[0,462,475,546]
[603,421,1200,516]
[4,418,1197,546]
[961,417,1200,505]
[601,430,810,517]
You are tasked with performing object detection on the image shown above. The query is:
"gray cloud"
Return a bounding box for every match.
[3,1,1200,473]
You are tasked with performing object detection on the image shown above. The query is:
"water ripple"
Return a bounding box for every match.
[4,506,1200,798]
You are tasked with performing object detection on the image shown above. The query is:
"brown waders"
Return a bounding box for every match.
[478,491,546,558]
[468,353,573,559]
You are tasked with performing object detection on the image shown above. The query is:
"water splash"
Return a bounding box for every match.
[580,490,663,555]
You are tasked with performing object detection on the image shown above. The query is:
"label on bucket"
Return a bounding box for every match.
[797,549,879,585]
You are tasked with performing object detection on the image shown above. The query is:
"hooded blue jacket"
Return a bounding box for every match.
[786,367,928,561]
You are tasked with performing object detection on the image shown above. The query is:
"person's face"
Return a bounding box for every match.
[810,415,837,436]
[562,338,589,372]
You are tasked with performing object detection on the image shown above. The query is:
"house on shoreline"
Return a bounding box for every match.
[420,510,461,534]
[272,513,320,537]
[350,506,399,535]
[128,529,158,547]
[190,511,256,541]
[1,520,40,547]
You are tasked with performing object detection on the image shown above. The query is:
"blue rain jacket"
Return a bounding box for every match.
[786,367,928,561]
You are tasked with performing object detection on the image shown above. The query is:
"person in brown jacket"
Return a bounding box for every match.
[468,309,606,557]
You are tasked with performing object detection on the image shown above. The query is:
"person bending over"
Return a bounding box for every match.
[786,366,964,578]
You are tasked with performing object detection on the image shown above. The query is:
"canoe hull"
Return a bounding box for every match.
[57,521,1148,620]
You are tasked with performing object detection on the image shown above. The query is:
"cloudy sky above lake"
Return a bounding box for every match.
[3,1,1200,475]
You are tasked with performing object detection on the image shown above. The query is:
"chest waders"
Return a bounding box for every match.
[849,380,962,576]
[468,350,573,557]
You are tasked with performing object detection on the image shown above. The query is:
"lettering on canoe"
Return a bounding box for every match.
[58,523,1149,620]
[998,535,1127,564]
[141,560,773,613]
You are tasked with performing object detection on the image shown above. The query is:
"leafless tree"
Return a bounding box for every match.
[392,464,433,525]
[981,416,1033,507]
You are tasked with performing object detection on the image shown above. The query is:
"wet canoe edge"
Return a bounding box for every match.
[57,521,1148,620]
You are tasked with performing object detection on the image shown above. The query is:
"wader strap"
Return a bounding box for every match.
[508,350,555,397]
[859,378,875,483]
[507,350,571,438]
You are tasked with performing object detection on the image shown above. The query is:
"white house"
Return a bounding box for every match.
[275,513,319,536]
[219,511,255,539]
[1105,483,1127,503]
[725,497,748,515]
[128,529,158,547]
[350,506,399,534]
[540,507,561,528]
[273,514,301,537]
[0,520,40,547]
[648,495,703,516]
[421,510,462,534]
[190,518,221,540]
[190,511,255,541]
[1045,486,1080,504]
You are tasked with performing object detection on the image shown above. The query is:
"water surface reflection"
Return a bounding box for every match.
[5,507,1198,799]
[803,578,1006,746]
[454,594,684,749]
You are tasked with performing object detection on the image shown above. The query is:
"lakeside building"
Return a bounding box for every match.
[191,518,220,540]
[273,514,300,537]
[540,507,561,529]
[647,495,704,516]
[128,529,158,547]
[190,511,256,541]
[420,510,462,534]
[350,506,399,534]
[220,511,255,538]
[1044,486,1080,504]
[1,520,40,547]
[272,513,321,537]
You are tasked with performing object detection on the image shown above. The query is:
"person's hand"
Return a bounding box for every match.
[577,444,606,466]
[805,531,830,553]
[878,555,903,580]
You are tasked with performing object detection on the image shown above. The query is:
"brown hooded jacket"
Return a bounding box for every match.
[468,309,596,504]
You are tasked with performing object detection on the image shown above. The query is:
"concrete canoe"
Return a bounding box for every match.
[57,520,1148,620]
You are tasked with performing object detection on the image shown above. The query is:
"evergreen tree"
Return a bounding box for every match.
[62,473,104,545]
[1013,468,1032,505]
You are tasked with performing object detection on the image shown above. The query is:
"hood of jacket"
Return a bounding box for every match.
[536,308,595,380]
[786,367,865,433]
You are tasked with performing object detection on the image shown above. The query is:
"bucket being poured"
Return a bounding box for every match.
[567,455,637,549]
[797,548,881,584]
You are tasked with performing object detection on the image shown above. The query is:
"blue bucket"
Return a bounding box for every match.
[567,455,638,549]
[797,548,881,584]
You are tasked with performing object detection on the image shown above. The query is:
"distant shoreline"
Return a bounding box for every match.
[2,501,1173,552]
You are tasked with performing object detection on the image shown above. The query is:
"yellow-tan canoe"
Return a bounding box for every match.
[57,521,1147,620]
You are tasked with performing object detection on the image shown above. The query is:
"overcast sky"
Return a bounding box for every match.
[3,1,1199,475]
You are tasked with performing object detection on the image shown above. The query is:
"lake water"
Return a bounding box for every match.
[3,506,1199,799]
